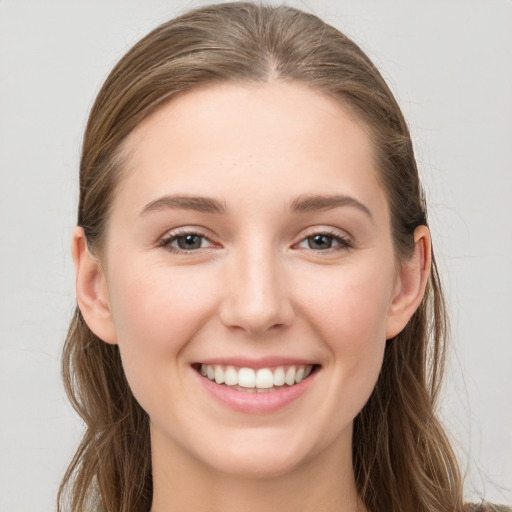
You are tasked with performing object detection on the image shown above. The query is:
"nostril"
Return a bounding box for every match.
[217,265,295,335]
[218,299,295,336]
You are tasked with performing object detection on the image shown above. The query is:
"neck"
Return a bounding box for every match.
[149,425,365,512]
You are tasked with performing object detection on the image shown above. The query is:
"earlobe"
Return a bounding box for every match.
[72,226,118,344]
[385,225,431,339]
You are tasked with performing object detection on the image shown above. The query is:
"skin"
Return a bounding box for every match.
[73,81,431,512]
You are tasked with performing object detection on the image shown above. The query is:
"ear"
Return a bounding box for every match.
[72,226,118,344]
[386,225,431,339]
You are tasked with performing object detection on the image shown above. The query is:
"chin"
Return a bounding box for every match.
[207,452,306,480]
[196,429,321,479]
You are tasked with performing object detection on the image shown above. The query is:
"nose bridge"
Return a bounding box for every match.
[219,237,293,335]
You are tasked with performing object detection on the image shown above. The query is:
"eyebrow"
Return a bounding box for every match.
[289,194,373,220]
[140,195,227,216]
[139,193,373,220]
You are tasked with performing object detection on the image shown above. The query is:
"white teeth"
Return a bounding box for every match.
[255,368,274,389]
[199,363,314,390]
[224,365,238,386]
[214,365,224,384]
[285,366,296,386]
[238,368,256,388]
[273,367,285,386]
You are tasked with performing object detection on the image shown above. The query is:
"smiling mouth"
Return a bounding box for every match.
[193,363,319,392]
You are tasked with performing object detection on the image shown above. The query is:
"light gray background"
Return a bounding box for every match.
[1,1,511,510]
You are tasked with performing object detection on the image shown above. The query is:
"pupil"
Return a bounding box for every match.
[309,234,332,250]
[178,234,201,250]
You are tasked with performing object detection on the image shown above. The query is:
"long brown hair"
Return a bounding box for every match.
[59,3,464,511]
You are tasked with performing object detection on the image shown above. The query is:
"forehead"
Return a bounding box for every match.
[115,81,386,218]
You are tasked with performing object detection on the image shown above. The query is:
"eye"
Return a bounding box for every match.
[297,231,352,251]
[160,230,216,253]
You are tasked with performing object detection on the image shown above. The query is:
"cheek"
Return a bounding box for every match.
[106,262,217,385]
[299,259,394,338]
[295,259,394,383]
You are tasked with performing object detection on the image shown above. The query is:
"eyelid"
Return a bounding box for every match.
[294,227,354,252]
[157,225,354,254]
[158,227,219,253]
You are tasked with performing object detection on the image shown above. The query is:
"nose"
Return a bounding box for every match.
[218,245,295,336]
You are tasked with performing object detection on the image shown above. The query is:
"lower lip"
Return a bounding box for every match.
[194,368,317,414]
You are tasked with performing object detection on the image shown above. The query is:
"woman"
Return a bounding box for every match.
[58,3,509,512]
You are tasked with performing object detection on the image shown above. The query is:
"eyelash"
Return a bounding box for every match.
[158,228,353,254]
[158,228,215,254]
[296,230,353,252]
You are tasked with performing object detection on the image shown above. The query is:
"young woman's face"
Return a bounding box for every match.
[90,82,418,477]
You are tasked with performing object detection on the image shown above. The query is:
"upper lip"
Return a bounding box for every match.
[194,357,319,369]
